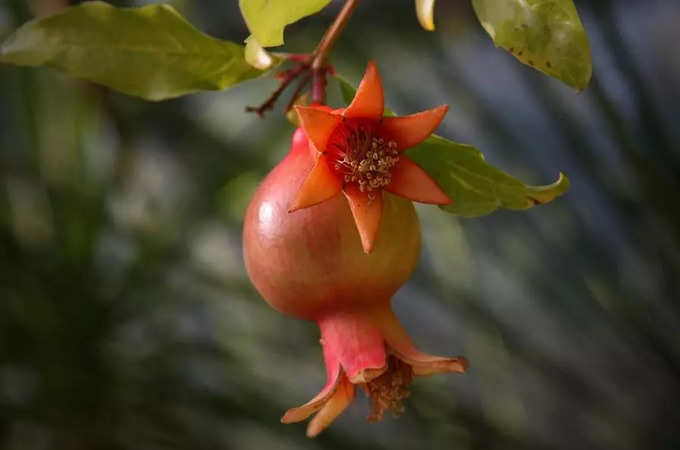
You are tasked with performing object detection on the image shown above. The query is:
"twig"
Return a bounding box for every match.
[285,74,312,112]
[246,0,360,116]
[310,0,360,71]
[246,65,305,117]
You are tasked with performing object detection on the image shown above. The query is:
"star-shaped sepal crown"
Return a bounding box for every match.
[290,62,451,253]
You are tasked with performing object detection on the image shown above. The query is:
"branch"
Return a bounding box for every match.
[246,0,360,116]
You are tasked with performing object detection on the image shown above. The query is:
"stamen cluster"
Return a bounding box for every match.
[331,125,399,196]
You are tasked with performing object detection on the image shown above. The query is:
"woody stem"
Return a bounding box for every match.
[311,0,360,70]
[246,0,360,115]
[310,0,360,103]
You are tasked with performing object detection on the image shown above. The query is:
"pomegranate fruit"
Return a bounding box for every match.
[243,62,467,437]
[244,127,421,320]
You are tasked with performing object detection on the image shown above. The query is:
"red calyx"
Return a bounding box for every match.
[281,303,467,437]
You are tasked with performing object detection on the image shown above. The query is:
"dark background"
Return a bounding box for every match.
[1,0,679,449]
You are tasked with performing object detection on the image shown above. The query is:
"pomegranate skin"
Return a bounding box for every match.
[243,128,421,320]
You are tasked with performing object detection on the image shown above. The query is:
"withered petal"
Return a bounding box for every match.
[306,377,355,438]
[376,306,468,376]
[391,346,468,376]
[281,366,343,424]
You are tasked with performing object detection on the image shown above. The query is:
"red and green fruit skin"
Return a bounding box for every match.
[243,128,421,320]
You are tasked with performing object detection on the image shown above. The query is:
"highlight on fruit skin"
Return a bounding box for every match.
[290,61,451,254]
[242,128,467,438]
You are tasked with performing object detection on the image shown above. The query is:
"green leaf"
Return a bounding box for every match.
[336,74,358,106]
[239,0,331,48]
[471,0,592,91]
[0,2,265,101]
[335,75,569,217]
[406,136,569,217]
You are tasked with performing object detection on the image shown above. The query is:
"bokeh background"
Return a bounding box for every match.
[2,0,680,449]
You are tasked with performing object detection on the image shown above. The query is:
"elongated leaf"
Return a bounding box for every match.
[406,136,569,217]
[0,2,264,101]
[472,0,592,91]
[336,75,569,217]
[239,0,331,48]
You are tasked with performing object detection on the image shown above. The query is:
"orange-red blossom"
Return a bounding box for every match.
[291,61,452,253]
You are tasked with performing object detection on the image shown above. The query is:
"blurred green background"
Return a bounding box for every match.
[2,0,680,449]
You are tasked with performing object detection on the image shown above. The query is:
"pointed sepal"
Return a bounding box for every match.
[385,156,451,205]
[379,105,448,151]
[343,61,384,120]
[343,186,383,254]
[289,155,343,212]
[296,106,342,152]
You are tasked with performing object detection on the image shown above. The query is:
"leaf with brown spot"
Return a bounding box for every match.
[472,0,592,91]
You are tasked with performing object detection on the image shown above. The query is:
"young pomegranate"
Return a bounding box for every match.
[243,62,467,437]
